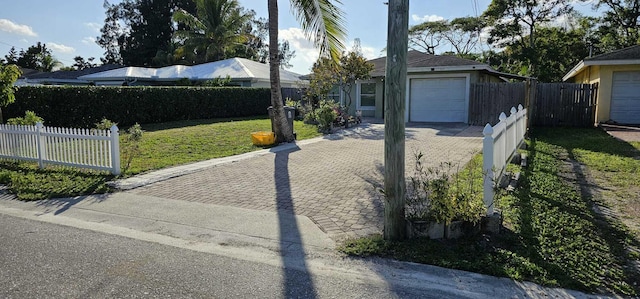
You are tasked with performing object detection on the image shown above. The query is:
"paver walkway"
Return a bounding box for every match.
[126,123,483,239]
[601,123,640,142]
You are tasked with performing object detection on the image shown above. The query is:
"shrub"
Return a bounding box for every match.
[8,86,272,127]
[6,110,44,125]
[94,118,117,130]
[405,152,485,224]
[122,123,143,174]
[315,100,338,133]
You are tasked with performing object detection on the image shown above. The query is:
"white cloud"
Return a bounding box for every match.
[85,22,101,33]
[48,42,75,54]
[279,27,320,74]
[346,40,378,60]
[0,19,37,37]
[19,39,28,43]
[411,14,445,23]
[81,37,96,45]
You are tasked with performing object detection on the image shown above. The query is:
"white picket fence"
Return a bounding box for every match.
[482,104,527,215]
[0,122,120,175]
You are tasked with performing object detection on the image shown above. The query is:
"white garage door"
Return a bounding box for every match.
[409,77,467,122]
[611,71,640,124]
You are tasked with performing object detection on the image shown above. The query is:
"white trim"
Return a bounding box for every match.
[356,80,377,111]
[404,73,471,123]
[563,59,640,81]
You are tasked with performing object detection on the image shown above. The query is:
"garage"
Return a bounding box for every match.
[409,77,468,122]
[611,71,640,124]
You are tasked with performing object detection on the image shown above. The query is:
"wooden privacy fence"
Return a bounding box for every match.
[0,123,121,175]
[482,105,527,215]
[533,83,598,127]
[469,82,525,126]
[469,82,598,127]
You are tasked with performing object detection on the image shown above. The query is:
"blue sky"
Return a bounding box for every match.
[0,0,599,74]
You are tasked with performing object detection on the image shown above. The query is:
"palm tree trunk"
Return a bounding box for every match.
[268,0,294,143]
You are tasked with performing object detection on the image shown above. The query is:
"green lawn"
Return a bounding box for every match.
[121,117,321,175]
[340,127,640,296]
[0,117,322,200]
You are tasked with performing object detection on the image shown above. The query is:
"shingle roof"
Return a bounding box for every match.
[79,58,304,83]
[585,45,640,61]
[369,50,485,76]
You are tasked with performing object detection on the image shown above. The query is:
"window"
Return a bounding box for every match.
[358,82,376,110]
[327,85,341,104]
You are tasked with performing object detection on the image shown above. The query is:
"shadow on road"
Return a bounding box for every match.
[274,148,318,298]
[35,194,110,215]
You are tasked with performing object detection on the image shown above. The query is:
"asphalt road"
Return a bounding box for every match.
[0,214,439,299]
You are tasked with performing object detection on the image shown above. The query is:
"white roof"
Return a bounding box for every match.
[78,58,304,83]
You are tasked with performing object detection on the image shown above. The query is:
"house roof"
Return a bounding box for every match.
[368,51,525,79]
[563,45,640,81]
[79,58,305,84]
[25,64,123,82]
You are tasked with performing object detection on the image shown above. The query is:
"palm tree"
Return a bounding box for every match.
[173,0,254,64]
[268,0,346,143]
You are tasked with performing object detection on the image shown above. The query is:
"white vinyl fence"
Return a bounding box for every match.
[482,104,527,215]
[0,122,120,175]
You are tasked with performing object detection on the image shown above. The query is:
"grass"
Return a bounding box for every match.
[122,117,321,174]
[0,162,113,201]
[340,127,640,296]
[0,117,322,200]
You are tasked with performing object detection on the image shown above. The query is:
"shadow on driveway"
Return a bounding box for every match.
[274,148,318,298]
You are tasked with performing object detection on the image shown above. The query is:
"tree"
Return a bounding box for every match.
[267,0,347,143]
[10,42,61,72]
[247,17,296,69]
[408,20,447,54]
[443,17,485,57]
[483,0,575,76]
[0,64,21,123]
[172,0,255,64]
[307,40,373,110]
[336,41,374,113]
[72,56,99,70]
[3,47,18,65]
[593,0,640,52]
[97,0,195,66]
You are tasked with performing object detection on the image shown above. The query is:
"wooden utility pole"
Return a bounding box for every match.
[384,0,409,241]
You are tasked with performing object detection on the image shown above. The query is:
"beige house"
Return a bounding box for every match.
[337,51,522,123]
[563,45,640,124]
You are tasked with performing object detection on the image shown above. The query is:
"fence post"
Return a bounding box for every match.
[510,106,518,156]
[35,122,45,169]
[482,123,495,216]
[110,125,121,175]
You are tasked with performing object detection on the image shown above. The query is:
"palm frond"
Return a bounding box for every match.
[290,0,347,60]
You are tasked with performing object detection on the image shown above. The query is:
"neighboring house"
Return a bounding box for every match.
[16,65,123,86]
[563,45,640,124]
[79,58,307,88]
[339,51,524,123]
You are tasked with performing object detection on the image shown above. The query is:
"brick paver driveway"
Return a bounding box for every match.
[127,123,483,239]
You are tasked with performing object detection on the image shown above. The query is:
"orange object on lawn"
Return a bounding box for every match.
[251,131,275,146]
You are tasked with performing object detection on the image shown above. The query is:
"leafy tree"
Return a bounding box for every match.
[72,56,98,70]
[308,56,338,102]
[483,0,575,76]
[172,0,255,64]
[97,0,195,66]
[246,17,296,69]
[408,20,448,54]
[592,0,640,52]
[7,42,61,72]
[0,64,21,123]
[3,47,19,65]
[443,17,485,57]
[336,41,374,113]
[267,0,346,143]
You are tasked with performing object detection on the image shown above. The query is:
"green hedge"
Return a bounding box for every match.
[6,86,272,127]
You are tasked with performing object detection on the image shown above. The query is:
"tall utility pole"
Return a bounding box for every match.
[383,0,409,241]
